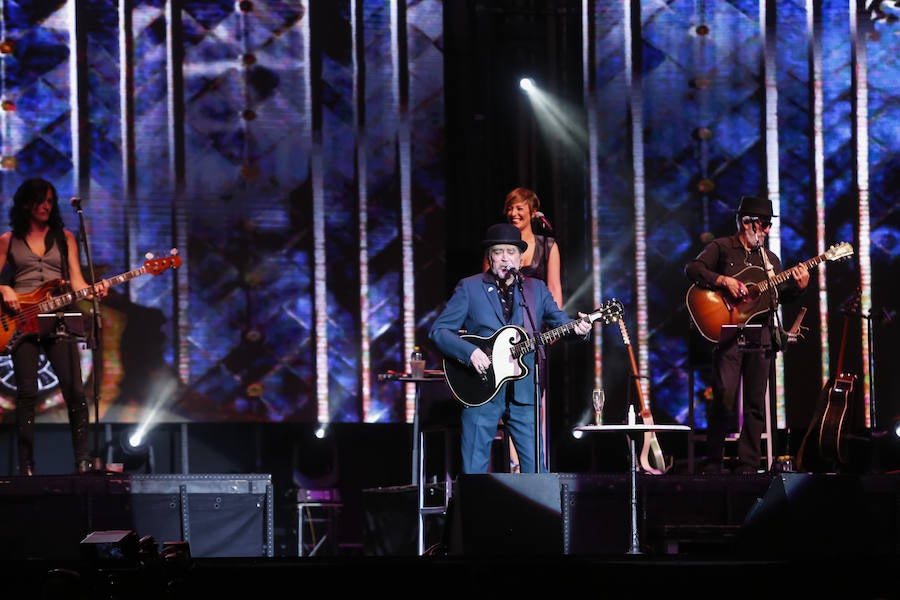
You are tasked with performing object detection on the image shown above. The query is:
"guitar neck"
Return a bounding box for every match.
[756,252,826,294]
[617,320,650,414]
[512,318,584,358]
[35,267,146,313]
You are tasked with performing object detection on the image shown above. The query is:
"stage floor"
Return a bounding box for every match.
[0,471,897,598]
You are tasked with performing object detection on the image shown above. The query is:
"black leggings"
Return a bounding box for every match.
[13,336,89,470]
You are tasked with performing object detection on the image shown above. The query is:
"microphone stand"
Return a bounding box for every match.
[757,229,789,465]
[514,272,545,473]
[72,199,105,471]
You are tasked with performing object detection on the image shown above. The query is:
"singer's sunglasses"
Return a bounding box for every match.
[741,216,771,229]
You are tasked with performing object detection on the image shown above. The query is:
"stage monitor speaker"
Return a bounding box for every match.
[738,473,871,556]
[447,473,562,555]
[559,473,629,554]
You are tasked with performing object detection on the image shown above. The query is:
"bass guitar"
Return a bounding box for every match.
[686,242,853,343]
[797,288,860,471]
[443,299,624,407]
[614,315,670,474]
[0,252,181,354]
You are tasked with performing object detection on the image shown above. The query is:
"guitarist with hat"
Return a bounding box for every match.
[429,223,594,474]
[684,195,809,474]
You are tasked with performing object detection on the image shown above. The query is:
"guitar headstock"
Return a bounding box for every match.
[588,298,624,325]
[144,249,182,275]
[825,242,853,262]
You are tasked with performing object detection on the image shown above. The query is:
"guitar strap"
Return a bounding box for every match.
[54,229,70,282]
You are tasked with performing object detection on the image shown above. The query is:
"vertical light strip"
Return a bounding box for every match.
[583,1,603,391]
[760,0,786,426]
[392,1,416,421]
[623,0,650,404]
[849,0,873,427]
[165,2,191,388]
[304,2,328,423]
[808,1,830,390]
[67,1,79,192]
[351,1,372,420]
[119,0,137,285]
[0,0,9,177]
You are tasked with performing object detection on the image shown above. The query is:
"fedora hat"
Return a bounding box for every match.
[736,195,776,218]
[481,223,527,252]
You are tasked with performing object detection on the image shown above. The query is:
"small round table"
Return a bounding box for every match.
[381,372,450,556]
[574,423,691,554]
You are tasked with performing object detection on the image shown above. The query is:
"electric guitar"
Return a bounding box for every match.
[613,315,670,474]
[686,242,853,342]
[0,253,181,354]
[443,299,624,407]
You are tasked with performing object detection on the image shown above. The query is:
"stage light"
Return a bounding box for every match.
[294,424,339,490]
[126,429,145,450]
[892,417,900,439]
[115,427,155,473]
[519,77,536,92]
[121,427,149,454]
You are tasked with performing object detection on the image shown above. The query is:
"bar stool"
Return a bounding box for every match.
[417,425,455,555]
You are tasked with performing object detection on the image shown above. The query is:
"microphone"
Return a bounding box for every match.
[70,197,82,211]
[534,211,554,233]
[505,267,519,281]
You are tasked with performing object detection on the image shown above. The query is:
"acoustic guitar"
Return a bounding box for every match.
[686,242,853,343]
[797,288,860,471]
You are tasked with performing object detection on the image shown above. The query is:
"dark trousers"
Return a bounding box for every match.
[707,329,773,468]
[13,335,90,472]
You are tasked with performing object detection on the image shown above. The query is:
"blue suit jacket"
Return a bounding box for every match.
[429,271,581,406]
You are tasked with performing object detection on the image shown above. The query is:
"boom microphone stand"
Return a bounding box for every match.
[71,197,105,470]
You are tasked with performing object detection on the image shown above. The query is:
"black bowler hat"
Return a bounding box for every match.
[737,195,776,218]
[481,223,527,252]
